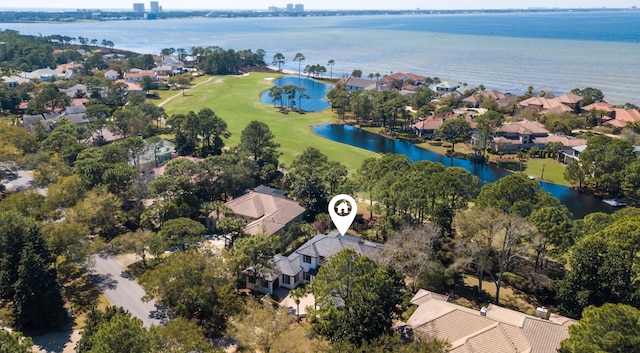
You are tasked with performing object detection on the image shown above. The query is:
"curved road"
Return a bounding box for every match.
[90,253,165,327]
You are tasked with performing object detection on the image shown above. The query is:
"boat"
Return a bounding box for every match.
[602,199,628,207]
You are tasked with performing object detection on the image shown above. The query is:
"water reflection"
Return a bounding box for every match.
[260,76,332,112]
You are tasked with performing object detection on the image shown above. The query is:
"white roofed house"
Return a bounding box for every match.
[344,76,377,92]
[244,231,384,297]
[104,69,120,81]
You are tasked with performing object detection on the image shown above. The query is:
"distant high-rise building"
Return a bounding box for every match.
[150,1,159,13]
[133,3,145,13]
[286,3,294,12]
[294,4,304,12]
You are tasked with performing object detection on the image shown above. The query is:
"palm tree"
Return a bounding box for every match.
[289,287,306,322]
[375,72,381,81]
[327,59,335,78]
[293,52,305,76]
[368,73,374,80]
[272,53,285,72]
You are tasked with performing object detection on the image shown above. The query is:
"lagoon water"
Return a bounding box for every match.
[259,76,332,112]
[3,11,640,103]
[312,124,612,219]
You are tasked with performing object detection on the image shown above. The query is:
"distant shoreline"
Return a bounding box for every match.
[0,7,637,23]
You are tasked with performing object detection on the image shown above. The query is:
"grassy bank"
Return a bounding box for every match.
[159,73,376,172]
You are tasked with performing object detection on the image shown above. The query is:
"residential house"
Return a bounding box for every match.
[82,127,125,146]
[18,68,63,82]
[562,144,587,164]
[208,185,306,237]
[518,93,583,114]
[61,84,88,98]
[433,80,463,94]
[403,289,575,353]
[1,75,30,88]
[379,72,427,90]
[411,113,478,138]
[104,69,120,81]
[244,231,385,295]
[124,70,157,83]
[582,102,640,128]
[490,120,550,153]
[115,79,144,95]
[21,115,51,133]
[462,90,517,109]
[344,76,376,91]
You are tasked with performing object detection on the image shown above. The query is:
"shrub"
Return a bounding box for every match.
[429,141,443,146]
[442,143,452,148]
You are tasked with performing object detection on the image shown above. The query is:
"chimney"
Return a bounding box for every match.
[480,306,487,316]
[536,307,549,320]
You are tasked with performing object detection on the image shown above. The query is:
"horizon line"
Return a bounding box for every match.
[0,6,636,11]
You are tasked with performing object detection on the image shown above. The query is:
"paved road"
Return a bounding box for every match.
[90,253,165,327]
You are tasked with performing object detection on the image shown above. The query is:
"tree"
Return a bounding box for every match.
[0,211,67,330]
[310,249,404,345]
[232,300,293,353]
[327,59,335,78]
[564,161,586,189]
[558,216,640,318]
[111,229,163,268]
[351,69,363,78]
[139,75,158,95]
[0,329,34,353]
[476,173,557,218]
[156,318,218,353]
[475,110,504,158]
[228,234,278,279]
[293,52,305,76]
[528,205,573,270]
[158,217,205,249]
[272,53,285,72]
[238,120,281,173]
[141,251,240,334]
[383,224,443,291]
[453,207,533,303]
[559,303,640,353]
[436,117,472,152]
[88,313,157,353]
[571,87,604,107]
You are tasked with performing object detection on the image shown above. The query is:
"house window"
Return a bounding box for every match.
[283,275,291,285]
[303,255,312,264]
[304,272,312,282]
[248,276,256,284]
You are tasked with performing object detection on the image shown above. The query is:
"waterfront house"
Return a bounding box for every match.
[403,289,575,353]
[244,231,384,296]
[490,120,550,153]
[344,76,376,91]
[462,90,518,109]
[411,113,478,138]
[518,92,583,114]
[434,80,463,94]
[207,185,306,237]
[582,102,640,128]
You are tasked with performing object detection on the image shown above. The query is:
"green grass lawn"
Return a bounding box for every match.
[495,157,570,186]
[159,72,376,172]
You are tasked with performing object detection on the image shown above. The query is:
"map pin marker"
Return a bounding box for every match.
[328,194,357,236]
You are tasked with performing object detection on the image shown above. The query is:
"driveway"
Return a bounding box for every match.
[90,252,166,327]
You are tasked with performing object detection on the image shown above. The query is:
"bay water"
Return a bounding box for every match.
[3,11,640,103]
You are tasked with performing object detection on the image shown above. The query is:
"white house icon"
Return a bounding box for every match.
[336,201,351,216]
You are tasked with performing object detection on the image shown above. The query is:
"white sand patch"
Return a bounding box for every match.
[264,77,274,81]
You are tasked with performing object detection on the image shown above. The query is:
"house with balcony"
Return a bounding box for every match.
[244,231,385,296]
[344,76,377,91]
[490,120,551,153]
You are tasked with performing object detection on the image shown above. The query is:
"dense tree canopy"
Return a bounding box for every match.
[310,249,404,345]
[559,303,640,353]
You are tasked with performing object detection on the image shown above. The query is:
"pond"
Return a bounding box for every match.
[312,124,614,219]
[260,76,332,112]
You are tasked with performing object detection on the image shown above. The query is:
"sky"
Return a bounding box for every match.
[2,0,639,10]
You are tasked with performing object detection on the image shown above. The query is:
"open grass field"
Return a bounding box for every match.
[159,73,376,173]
